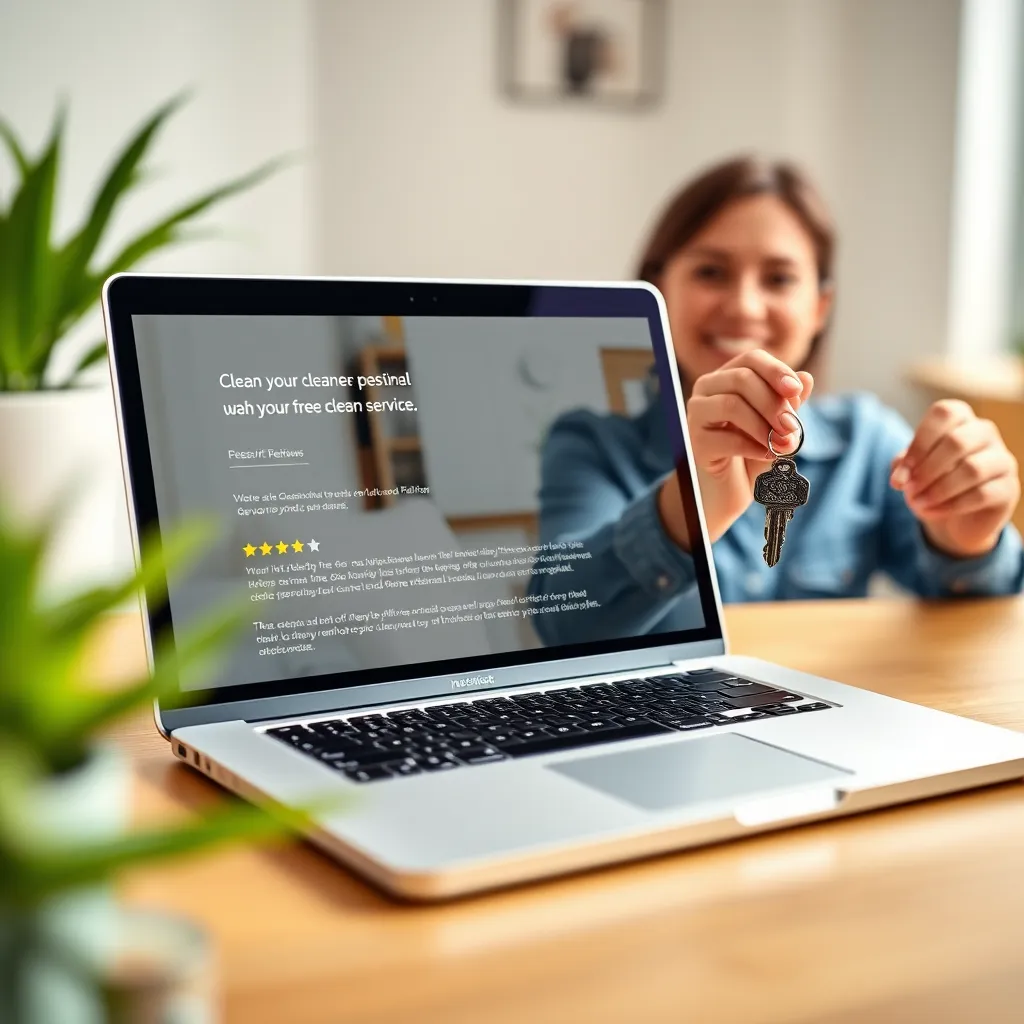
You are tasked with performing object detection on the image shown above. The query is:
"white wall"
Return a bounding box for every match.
[313,0,961,417]
[0,0,316,377]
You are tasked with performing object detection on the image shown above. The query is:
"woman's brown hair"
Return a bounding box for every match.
[636,156,836,374]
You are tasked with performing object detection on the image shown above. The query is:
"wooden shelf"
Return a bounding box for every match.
[905,354,1024,402]
[357,342,427,507]
[386,436,421,453]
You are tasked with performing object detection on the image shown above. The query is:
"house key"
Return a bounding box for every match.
[754,419,810,567]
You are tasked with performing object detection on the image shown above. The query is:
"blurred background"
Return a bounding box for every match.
[2,0,1023,570]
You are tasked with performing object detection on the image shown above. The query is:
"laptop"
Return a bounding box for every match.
[103,273,1024,900]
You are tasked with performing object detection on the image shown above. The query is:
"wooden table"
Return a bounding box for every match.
[96,599,1024,1023]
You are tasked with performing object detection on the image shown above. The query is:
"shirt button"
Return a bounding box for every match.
[950,580,969,594]
[656,574,671,590]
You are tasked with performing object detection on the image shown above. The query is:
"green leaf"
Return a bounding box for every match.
[0,105,64,387]
[0,118,30,179]
[42,606,242,758]
[3,801,309,908]
[43,520,211,640]
[90,156,289,285]
[54,94,189,335]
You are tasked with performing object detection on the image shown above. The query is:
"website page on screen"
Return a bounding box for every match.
[130,314,707,690]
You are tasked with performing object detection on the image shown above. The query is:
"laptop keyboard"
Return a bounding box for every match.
[265,668,835,784]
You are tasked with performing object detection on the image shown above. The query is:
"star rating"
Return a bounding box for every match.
[242,540,321,558]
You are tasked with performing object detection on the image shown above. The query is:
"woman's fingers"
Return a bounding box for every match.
[794,371,814,410]
[694,367,798,436]
[689,392,775,444]
[693,351,812,438]
[908,444,1008,509]
[901,415,992,497]
[914,475,1018,519]
[696,425,776,463]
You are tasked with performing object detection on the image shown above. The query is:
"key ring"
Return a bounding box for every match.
[767,413,805,458]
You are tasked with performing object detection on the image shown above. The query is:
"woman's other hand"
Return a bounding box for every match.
[658,350,813,548]
[890,399,1021,558]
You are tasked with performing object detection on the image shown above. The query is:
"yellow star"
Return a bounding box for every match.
[243,543,256,557]
[276,541,289,554]
[259,542,272,556]
[292,539,304,552]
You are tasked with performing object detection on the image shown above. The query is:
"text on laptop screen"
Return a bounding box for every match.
[130,314,708,691]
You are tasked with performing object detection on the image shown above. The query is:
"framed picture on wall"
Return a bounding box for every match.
[498,0,666,108]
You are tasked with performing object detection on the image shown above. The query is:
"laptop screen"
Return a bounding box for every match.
[112,280,722,706]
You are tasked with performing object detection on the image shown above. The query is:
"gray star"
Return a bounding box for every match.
[308,538,320,552]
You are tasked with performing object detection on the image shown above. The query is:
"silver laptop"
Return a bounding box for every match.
[103,273,1024,900]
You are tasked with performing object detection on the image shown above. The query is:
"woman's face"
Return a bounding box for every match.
[657,194,832,384]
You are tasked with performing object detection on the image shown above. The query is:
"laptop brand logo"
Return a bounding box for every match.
[450,674,495,690]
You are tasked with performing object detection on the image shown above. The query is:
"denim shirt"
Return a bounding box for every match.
[527,391,1024,646]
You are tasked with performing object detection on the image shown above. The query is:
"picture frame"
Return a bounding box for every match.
[498,0,666,109]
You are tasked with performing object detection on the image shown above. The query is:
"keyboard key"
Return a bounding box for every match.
[268,726,311,746]
[717,683,778,698]
[349,714,387,728]
[549,724,586,737]
[678,679,736,693]
[373,738,407,751]
[453,745,506,764]
[797,702,831,712]
[668,717,714,731]
[764,705,799,715]
[343,748,402,767]
[486,732,519,745]
[721,692,791,709]
[720,710,771,722]
[342,765,392,783]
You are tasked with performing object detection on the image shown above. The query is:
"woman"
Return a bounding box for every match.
[529,156,1023,645]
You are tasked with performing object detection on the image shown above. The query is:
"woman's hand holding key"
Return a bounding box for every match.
[658,350,813,549]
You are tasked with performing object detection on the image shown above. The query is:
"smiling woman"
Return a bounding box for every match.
[527,155,1024,638]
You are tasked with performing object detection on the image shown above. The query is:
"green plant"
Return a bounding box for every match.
[0,95,284,391]
[0,510,297,901]
[0,508,307,1018]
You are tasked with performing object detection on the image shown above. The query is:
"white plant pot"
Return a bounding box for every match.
[0,385,131,599]
[0,745,129,1024]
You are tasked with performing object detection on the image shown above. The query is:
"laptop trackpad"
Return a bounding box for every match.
[550,733,852,812]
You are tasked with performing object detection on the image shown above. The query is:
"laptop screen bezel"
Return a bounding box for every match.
[102,274,726,732]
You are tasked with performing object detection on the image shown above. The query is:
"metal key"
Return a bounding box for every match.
[754,424,810,567]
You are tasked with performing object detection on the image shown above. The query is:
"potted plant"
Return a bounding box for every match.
[0,507,305,1023]
[0,96,283,595]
